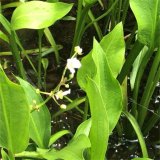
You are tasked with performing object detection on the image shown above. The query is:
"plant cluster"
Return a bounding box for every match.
[0,0,160,159]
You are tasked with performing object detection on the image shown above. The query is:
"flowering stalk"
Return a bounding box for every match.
[34,46,83,110]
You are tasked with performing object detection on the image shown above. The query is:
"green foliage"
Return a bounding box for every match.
[0,0,159,159]
[43,134,90,160]
[1,149,10,160]
[77,35,123,159]
[0,30,9,43]
[100,22,125,78]
[0,66,30,153]
[17,78,51,148]
[11,1,73,30]
[73,119,91,139]
[123,111,148,158]
[49,130,71,147]
[130,0,160,47]
[84,0,97,5]
[130,46,148,90]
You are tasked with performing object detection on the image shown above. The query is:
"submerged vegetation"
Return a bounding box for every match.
[0,0,160,159]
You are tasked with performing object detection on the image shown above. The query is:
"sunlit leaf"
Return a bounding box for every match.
[100,22,125,78]
[11,1,73,30]
[77,38,123,160]
[130,0,160,47]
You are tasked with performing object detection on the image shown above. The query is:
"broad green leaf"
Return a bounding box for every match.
[77,39,123,160]
[86,76,109,160]
[78,36,123,134]
[0,67,29,153]
[17,78,51,148]
[130,0,160,47]
[43,134,90,160]
[11,1,73,30]
[100,22,125,78]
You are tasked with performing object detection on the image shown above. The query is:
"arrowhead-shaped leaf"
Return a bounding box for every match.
[11,1,73,30]
[100,22,125,78]
[77,38,123,160]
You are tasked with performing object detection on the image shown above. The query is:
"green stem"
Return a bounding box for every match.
[138,47,160,127]
[125,24,137,50]
[52,97,86,118]
[38,30,44,88]
[117,40,144,84]
[70,0,84,56]
[116,121,123,137]
[131,48,154,118]
[117,0,122,22]
[71,4,91,56]
[15,151,44,159]
[143,105,160,135]
[83,0,119,33]
[88,9,103,40]
[110,0,116,29]
[123,111,149,158]
[83,96,89,121]
[121,0,129,25]
[0,2,2,13]
[15,34,38,75]
[9,30,26,79]
[44,28,59,65]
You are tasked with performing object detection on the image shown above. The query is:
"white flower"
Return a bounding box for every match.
[60,104,67,109]
[74,46,83,55]
[67,58,81,74]
[55,89,71,100]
